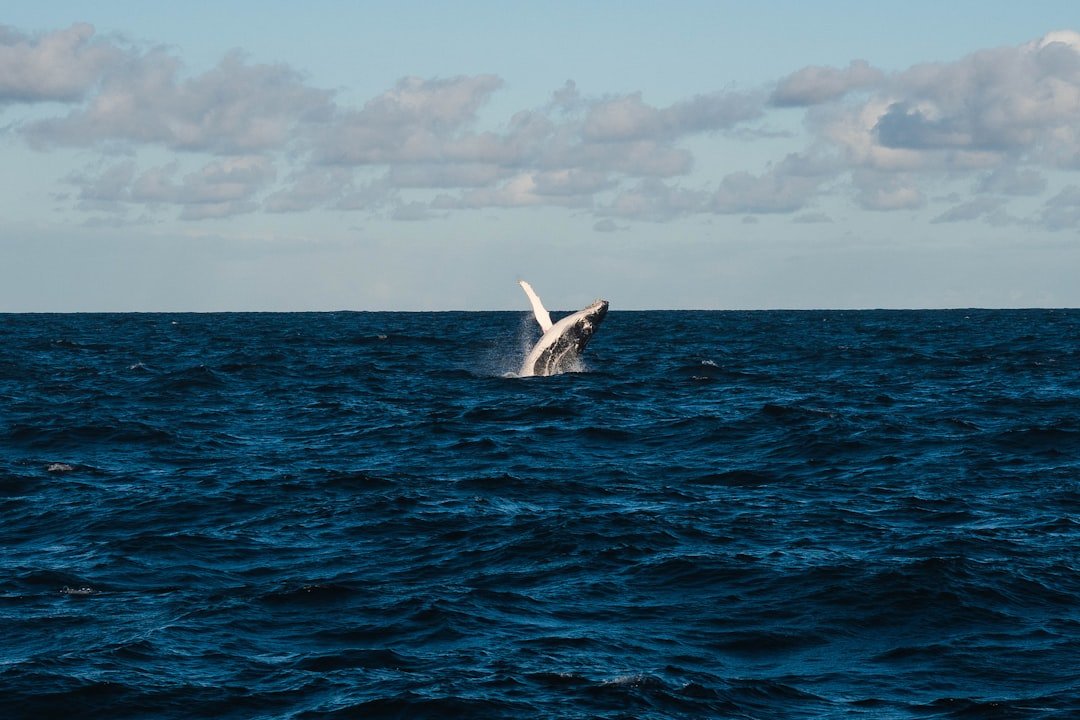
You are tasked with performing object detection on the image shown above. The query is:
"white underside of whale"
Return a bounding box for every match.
[519,280,552,332]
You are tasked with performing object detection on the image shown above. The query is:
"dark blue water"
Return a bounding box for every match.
[2,310,1078,719]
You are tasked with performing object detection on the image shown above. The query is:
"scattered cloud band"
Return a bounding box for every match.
[4,23,1080,229]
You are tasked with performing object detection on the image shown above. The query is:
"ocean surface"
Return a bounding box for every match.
[1,309,1077,719]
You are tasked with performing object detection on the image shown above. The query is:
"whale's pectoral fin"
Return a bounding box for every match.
[518,280,553,332]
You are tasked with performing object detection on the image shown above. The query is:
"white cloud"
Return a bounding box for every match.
[712,169,821,214]
[131,163,180,203]
[601,179,705,221]
[302,78,765,217]
[711,154,832,215]
[531,169,614,197]
[975,165,1048,196]
[174,156,276,204]
[387,163,509,189]
[1038,185,1080,230]
[0,23,119,103]
[443,172,594,210]
[11,24,1080,227]
[391,201,444,221]
[931,196,1006,223]
[771,60,883,106]
[853,173,925,211]
[581,93,663,141]
[334,177,395,212]
[793,212,833,224]
[779,31,1080,214]
[24,49,332,155]
[581,89,762,141]
[315,75,504,165]
[68,156,276,219]
[592,218,624,232]
[264,167,354,213]
[576,139,693,178]
[314,81,722,185]
[814,98,930,173]
[859,31,1080,162]
[71,160,135,206]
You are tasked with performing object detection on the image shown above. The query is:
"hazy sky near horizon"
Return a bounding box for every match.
[3,1,1080,311]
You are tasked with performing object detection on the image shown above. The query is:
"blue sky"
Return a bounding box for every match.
[2,2,1079,310]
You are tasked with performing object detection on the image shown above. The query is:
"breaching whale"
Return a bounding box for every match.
[518,280,609,377]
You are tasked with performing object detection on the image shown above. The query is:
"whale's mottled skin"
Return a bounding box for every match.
[518,280,609,377]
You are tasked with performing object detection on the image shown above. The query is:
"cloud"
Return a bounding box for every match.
[264,167,355,213]
[131,163,180,203]
[793,212,833,223]
[855,31,1080,162]
[176,156,276,203]
[23,45,332,155]
[592,218,624,232]
[581,89,763,141]
[391,201,444,221]
[387,163,509,189]
[315,82,716,182]
[931,196,1006,223]
[562,139,693,177]
[11,24,1080,228]
[314,75,504,165]
[0,23,119,103]
[771,60,883,106]
[68,156,276,219]
[438,172,597,210]
[71,160,135,207]
[712,170,821,214]
[711,154,832,214]
[853,172,925,211]
[532,169,614,197]
[874,102,973,150]
[779,31,1080,214]
[305,77,767,218]
[601,179,706,221]
[327,175,396,212]
[975,165,1047,196]
[1038,185,1080,230]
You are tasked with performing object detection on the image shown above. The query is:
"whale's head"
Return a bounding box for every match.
[572,299,609,348]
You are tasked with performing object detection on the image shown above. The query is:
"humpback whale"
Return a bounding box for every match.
[518,280,609,377]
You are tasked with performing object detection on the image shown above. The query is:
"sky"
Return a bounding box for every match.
[2,1,1080,311]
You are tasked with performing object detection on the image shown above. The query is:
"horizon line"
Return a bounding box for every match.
[2,306,1078,315]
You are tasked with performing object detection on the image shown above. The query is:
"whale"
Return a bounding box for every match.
[518,280,609,377]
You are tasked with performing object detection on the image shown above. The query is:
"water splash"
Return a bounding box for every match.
[477,313,538,377]
[515,312,540,370]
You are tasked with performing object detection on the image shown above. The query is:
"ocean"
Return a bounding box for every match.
[1,310,1077,718]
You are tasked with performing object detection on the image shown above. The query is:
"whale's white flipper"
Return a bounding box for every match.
[518,280,553,332]
[518,280,609,377]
